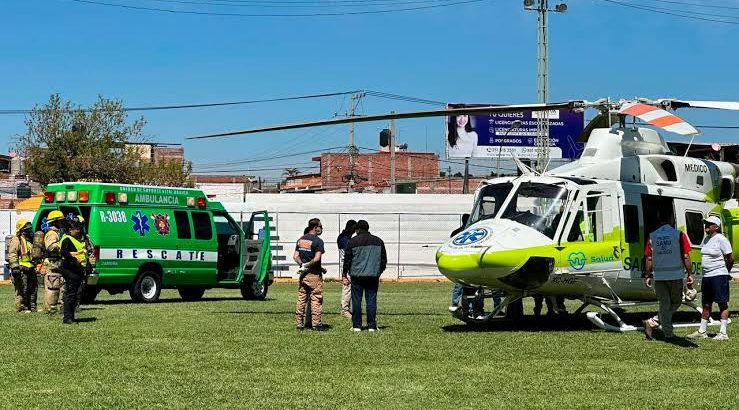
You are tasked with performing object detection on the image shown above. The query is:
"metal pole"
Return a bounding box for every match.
[535,0,550,174]
[397,213,401,278]
[462,158,470,194]
[448,166,452,193]
[347,92,363,192]
[390,113,396,194]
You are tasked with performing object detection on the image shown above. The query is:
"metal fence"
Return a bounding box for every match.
[233,211,463,279]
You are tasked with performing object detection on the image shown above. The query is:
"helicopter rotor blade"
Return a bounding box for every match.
[665,99,739,111]
[619,102,699,136]
[187,101,582,140]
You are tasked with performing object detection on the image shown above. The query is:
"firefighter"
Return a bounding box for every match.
[8,219,37,312]
[40,210,65,314]
[59,216,88,324]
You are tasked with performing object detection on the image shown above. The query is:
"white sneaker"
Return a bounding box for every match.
[713,333,729,341]
[351,328,362,332]
[368,328,377,332]
[687,330,708,339]
[448,305,459,313]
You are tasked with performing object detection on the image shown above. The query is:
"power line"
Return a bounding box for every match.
[144,0,464,8]
[364,91,446,106]
[194,165,320,173]
[639,0,739,11]
[599,0,739,25]
[0,91,359,115]
[193,146,343,167]
[68,0,488,17]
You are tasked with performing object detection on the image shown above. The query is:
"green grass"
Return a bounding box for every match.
[1,282,738,409]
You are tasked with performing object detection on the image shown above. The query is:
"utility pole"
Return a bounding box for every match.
[447,166,452,194]
[525,0,567,174]
[462,158,469,194]
[389,113,396,194]
[347,91,365,192]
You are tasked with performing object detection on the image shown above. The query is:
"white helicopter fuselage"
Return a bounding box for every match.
[436,127,739,303]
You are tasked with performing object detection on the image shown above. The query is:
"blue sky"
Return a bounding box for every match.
[1,0,738,180]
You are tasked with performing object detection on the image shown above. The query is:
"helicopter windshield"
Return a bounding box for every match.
[500,182,568,239]
[469,182,514,224]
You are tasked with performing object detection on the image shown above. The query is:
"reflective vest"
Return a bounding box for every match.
[61,234,88,267]
[649,225,684,281]
[579,219,594,242]
[18,236,33,268]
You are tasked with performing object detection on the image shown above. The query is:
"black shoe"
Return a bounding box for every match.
[311,325,327,331]
[62,319,77,325]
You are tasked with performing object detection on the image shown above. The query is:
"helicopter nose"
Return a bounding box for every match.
[435,249,484,273]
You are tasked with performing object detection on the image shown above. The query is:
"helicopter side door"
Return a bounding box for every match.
[558,188,622,278]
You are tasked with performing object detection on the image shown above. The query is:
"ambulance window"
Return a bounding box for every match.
[684,211,704,246]
[174,211,191,239]
[214,215,238,235]
[623,205,640,243]
[192,212,213,240]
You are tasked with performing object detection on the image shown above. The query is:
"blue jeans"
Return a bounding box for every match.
[451,283,464,306]
[351,276,379,329]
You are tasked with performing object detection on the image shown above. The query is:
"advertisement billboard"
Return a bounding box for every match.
[445,104,585,160]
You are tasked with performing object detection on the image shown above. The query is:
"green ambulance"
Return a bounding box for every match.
[33,182,273,303]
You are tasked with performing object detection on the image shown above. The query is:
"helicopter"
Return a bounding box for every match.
[188,98,739,332]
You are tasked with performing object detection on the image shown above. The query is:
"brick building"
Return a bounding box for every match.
[318,152,439,191]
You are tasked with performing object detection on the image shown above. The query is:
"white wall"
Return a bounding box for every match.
[0,194,474,280]
[222,194,474,279]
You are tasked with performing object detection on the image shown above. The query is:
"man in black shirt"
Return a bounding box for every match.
[293,218,325,330]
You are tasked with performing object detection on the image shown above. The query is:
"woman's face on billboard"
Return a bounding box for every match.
[456,115,469,128]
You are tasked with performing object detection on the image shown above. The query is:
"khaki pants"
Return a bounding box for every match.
[341,280,351,315]
[295,273,323,328]
[42,272,65,313]
[654,279,683,338]
[12,268,38,311]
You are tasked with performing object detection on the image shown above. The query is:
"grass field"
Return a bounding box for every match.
[2,281,738,409]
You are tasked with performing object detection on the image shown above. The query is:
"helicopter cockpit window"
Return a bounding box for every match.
[500,182,568,239]
[470,183,514,224]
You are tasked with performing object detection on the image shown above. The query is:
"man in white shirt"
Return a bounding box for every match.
[688,215,734,340]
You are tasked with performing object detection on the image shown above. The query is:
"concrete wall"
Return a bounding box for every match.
[222,194,473,279]
[0,194,474,280]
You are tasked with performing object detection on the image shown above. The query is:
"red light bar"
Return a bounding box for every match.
[104,192,115,204]
[44,192,55,203]
[196,197,206,208]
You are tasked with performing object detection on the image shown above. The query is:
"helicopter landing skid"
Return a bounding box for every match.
[580,297,726,333]
[453,291,521,324]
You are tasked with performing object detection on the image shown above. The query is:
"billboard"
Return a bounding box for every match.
[445,104,585,160]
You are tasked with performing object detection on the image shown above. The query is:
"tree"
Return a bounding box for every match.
[18,94,191,187]
[282,168,300,179]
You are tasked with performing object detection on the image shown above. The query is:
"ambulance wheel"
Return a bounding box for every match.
[130,271,161,303]
[178,287,205,301]
[241,277,268,300]
[80,286,101,304]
